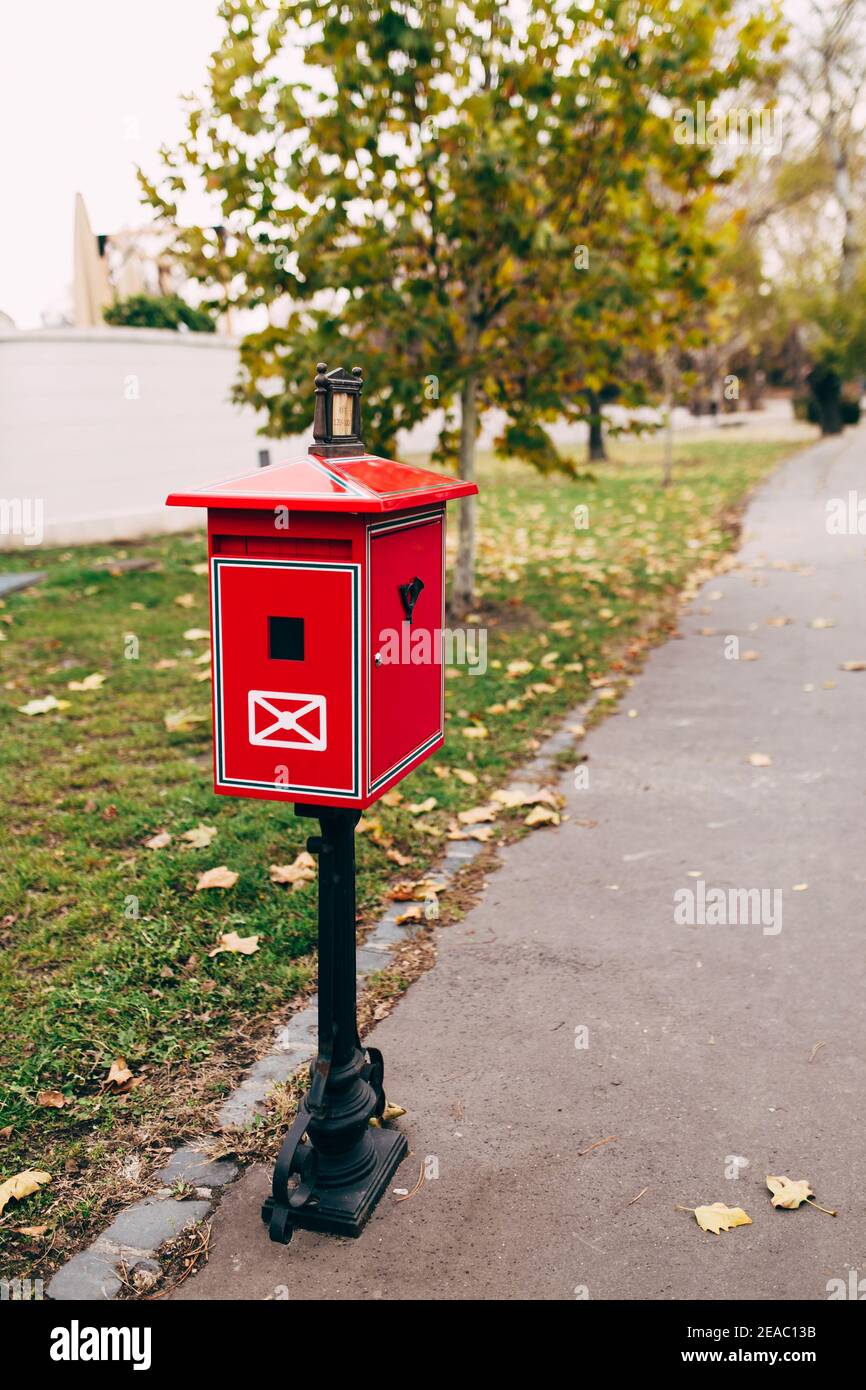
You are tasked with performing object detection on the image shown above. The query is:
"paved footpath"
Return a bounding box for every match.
[175,429,866,1301]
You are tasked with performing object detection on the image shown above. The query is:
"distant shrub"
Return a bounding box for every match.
[104,294,216,333]
[794,394,861,426]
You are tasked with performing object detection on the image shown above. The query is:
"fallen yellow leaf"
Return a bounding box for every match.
[164,709,207,733]
[395,905,424,925]
[181,823,217,849]
[840,661,866,672]
[747,752,772,767]
[104,1059,134,1092]
[524,804,560,828]
[269,852,316,886]
[461,724,489,739]
[407,797,437,815]
[492,784,561,809]
[195,866,239,890]
[67,672,106,692]
[174,593,196,608]
[765,1174,837,1216]
[17,696,69,717]
[144,831,171,850]
[37,1091,70,1109]
[0,1170,51,1218]
[183,628,210,641]
[692,1202,752,1235]
[385,848,412,867]
[453,768,478,785]
[208,930,260,958]
[447,823,494,842]
[457,804,497,825]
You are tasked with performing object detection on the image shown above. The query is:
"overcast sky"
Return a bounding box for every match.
[0,0,822,330]
[0,0,229,327]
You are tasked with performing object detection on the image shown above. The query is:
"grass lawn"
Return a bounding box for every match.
[0,433,803,1277]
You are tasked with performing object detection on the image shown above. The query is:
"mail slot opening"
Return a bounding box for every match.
[269,616,305,661]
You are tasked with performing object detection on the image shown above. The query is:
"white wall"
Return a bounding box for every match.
[0,327,281,549]
[0,328,807,551]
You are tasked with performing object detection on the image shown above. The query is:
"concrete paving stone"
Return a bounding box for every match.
[0,570,46,597]
[47,1249,123,1302]
[152,1145,239,1188]
[96,1198,211,1256]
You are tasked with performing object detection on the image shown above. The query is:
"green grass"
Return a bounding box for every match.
[0,434,801,1273]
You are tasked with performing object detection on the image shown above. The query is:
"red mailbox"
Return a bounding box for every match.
[166,364,477,1245]
[166,364,474,809]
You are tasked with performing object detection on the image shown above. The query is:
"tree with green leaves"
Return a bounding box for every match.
[142,0,783,611]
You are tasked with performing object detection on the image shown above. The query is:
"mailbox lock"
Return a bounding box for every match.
[374,651,384,667]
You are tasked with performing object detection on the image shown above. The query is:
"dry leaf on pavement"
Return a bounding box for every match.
[766,1174,836,1215]
[524,804,561,828]
[747,752,772,767]
[491,784,561,809]
[457,804,497,825]
[447,822,495,842]
[691,1202,752,1235]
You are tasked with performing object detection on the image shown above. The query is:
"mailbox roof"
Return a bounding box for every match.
[166,451,477,514]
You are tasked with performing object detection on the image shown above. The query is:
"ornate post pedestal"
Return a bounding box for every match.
[262,807,408,1243]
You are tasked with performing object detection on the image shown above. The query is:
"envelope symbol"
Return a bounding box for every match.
[248,690,327,751]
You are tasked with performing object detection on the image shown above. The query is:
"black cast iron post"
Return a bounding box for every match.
[262,806,408,1242]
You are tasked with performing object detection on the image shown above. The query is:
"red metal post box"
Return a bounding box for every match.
[166,364,475,809]
[166,363,477,1244]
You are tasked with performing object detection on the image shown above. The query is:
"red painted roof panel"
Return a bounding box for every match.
[166,452,476,513]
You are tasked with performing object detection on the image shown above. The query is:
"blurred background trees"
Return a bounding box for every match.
[139,0,866,606]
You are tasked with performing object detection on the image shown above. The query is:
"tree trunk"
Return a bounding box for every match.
[587,390,606,461]
[451,370,478,617]
[661,352,675,487]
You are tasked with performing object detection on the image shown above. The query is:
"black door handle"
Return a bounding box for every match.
[399,576,424,624]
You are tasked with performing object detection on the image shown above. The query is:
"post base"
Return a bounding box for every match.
[262,1126,408,1241]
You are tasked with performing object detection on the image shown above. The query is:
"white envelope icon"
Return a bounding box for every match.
[247,690,328,751]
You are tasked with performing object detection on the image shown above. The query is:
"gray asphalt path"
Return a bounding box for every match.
[175,429,866,1301]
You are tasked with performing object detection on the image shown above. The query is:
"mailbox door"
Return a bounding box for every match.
[211,557,360,801]
[367,510,444,796]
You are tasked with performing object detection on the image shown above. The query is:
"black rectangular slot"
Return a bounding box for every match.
[269,616,304,661]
